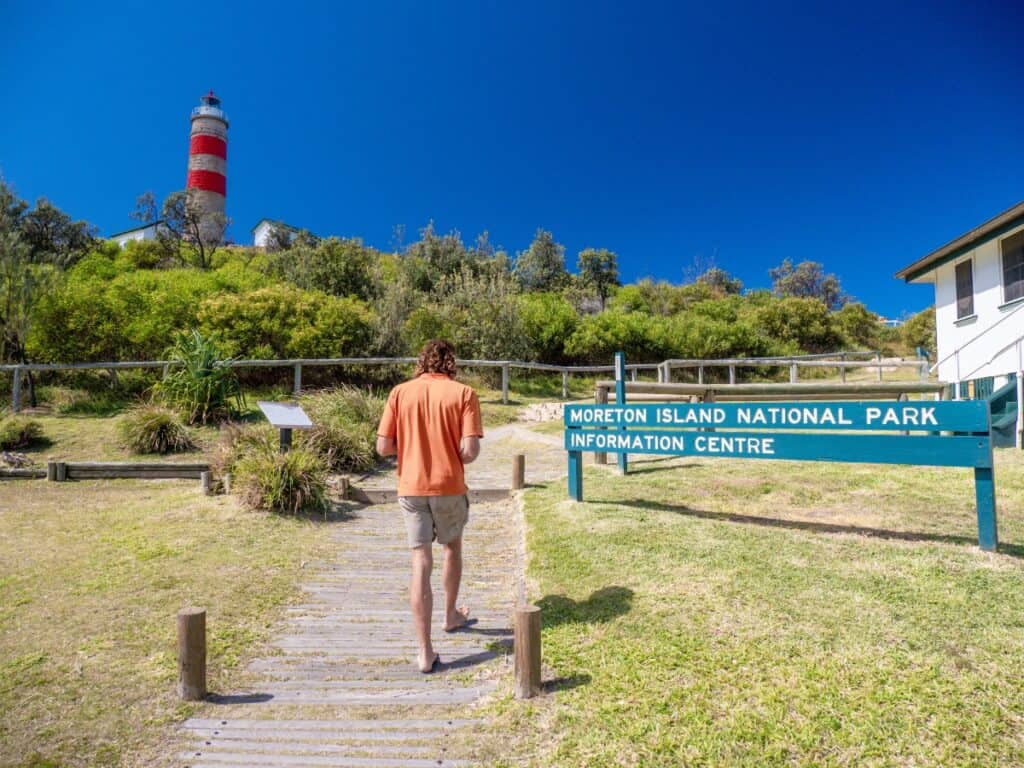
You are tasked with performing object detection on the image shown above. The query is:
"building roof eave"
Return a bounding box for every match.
[107,220,164,238]
[895,201,1024,282]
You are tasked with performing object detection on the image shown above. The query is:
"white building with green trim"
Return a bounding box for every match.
[896,201,1023,446]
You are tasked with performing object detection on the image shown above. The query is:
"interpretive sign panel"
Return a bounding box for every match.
[257,401,313,429]
[564,399,998,550]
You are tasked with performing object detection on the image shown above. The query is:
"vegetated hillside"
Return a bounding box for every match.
[2,181,934,372]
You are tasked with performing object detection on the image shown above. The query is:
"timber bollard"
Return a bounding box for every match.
[177,607,207,701]
[501,363,510,405]
[339,476,350,500]
[200,471,212,496]
[512,454,525,490]
[47,461,58,482]
[514,605,542,699]
[55,462,67,482]
[223,472,233,494]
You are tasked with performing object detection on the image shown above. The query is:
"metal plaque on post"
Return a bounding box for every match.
[257,401,314,453]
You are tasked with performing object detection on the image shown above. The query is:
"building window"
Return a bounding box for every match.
[1001,230,1024,304]
[955,259,974,319]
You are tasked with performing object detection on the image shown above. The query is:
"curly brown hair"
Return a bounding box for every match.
[415,339,457,377]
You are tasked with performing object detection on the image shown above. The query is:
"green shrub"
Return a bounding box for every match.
[154,330,242,424]
[236,446,328,515]
[197,285,376,359]
[0,416,43,449]
[299,387,386,472]
[210,422,277,479]
[118,404,195,454]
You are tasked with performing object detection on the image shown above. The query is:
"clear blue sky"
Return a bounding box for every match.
[2,0,1022,317]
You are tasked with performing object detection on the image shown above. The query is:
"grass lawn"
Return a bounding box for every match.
[0,481,335,768]
[487,447,1024,767]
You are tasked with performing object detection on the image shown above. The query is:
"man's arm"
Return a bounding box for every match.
[460,436,480,464]
[376,436,397,457]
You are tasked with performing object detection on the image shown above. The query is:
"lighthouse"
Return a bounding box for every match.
[187,90,228,242]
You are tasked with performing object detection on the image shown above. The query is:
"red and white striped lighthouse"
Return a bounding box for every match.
[187,90,228,241]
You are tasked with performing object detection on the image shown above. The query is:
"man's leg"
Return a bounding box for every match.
[409,544,436,671]
[442,537,470,631]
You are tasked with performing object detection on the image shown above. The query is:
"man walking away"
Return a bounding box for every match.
[376,339,483,673]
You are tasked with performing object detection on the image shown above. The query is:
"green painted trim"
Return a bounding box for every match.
[901,213,1024,283]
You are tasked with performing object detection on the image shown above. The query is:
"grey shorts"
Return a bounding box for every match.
[399,495,470,548]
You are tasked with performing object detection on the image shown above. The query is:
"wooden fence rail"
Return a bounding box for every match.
[2,351,920,413]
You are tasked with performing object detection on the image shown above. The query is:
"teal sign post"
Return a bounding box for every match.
[564,386,998,551]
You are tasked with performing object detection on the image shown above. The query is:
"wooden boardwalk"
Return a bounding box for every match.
[174,422,564,767]
[176,498,522,767]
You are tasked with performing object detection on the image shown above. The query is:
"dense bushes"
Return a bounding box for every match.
[118,404,194,454]
[299,387,386,472]
[197,285,376,359]
[0,416,43,449]
[20,223,932,379]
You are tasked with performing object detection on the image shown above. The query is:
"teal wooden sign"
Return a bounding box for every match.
[564,392,998,551]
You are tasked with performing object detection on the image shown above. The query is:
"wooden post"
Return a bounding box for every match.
[789,363,798,384]
[339,476,350,500]
[512,454,525,490]
[293,363,302,395]
[615,352,628,475]
[11,366,21,414]
[514,605,542,699]
[501,363,510,405]
[223,472,233,494]
[876,352,883,382]
[177,607,207,701]
[697,365,703,385]
[55,462,67,482]
[200,471,212,496]
[594,385,608,465]
[631,367,638,382]
[728,365,736,385]
[47,460,58,482]
[280,428,293,453]
[561,371,569,400]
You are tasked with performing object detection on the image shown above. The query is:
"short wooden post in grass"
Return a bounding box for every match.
[223,473,233,494]
[561,371,569,400]
[339,476,350,500]
[47,460,58,482]
[55,462,67,482]
[177,607,207,701]
[514,605,541,699]
[11,366,22,413]
[512,454,525,490]
[200,471,212,496]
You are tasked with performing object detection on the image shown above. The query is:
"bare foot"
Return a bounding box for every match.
[418,651,440,674]
[444,606,471,632]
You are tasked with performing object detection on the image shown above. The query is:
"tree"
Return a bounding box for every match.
[131,189,229,269]
[19,198,96,267]
[577,248,620,309]
[695,266,742,295]
[0,181,67,406]
[513,229,567,292]
[769,259,846,311]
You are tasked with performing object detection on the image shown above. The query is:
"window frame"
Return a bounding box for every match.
[954,257,975,320]
[999,231,1024,305]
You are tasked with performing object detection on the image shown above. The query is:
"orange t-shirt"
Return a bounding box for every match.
[377,373,484,496]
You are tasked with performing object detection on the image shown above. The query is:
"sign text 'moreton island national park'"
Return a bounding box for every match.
[564,403,943,429]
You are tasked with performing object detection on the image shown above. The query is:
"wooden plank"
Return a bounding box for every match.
[595,381,946,396]
[0,468,46,479]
